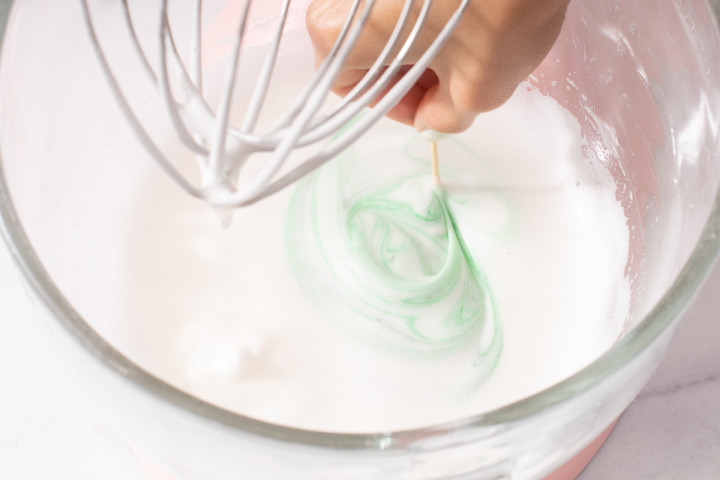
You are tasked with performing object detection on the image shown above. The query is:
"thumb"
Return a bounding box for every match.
[414,80,475,134]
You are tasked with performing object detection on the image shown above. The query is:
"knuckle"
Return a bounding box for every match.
[306,0,347,56]
[451,75,515,114]
[422,109,473,134]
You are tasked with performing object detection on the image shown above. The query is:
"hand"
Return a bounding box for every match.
[306,0,570,133]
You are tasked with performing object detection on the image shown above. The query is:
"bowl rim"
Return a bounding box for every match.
[1,0,720,451]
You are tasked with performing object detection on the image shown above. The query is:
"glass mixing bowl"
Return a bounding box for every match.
[2,0,720,479]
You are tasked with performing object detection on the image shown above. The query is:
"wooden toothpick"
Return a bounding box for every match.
[430,141,441,187]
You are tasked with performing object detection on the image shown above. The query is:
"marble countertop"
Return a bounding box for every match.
[578,255,720,479]
[1,235,719,479]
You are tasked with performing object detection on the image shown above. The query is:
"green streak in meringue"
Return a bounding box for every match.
[287,134,503,381]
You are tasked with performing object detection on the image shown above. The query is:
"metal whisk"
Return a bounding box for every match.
[79,0,468,208]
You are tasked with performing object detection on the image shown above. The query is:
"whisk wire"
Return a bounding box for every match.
[189,0,203,93]
[121,0,157,83]
[240,0,292,134]
[159,1,209,157]
[80,0,469,207]
[80,0,203,198]
[297,0,428,146]
[264,0,366,137]
[299,0,416,142]
[207,0,381,204]
[249,0,471,205]
[207,0,251,182]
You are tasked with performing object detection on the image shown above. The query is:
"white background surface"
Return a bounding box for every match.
[1,235,719,479]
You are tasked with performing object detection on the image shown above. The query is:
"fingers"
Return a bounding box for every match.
[306,0,570,134]
[306,0,499,134]
[414,67,510,133]
[305,0,353,61]
[307,0,404,68]
[414,83,476,133]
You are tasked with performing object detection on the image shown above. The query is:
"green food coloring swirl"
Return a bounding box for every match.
[287,133,503,381]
